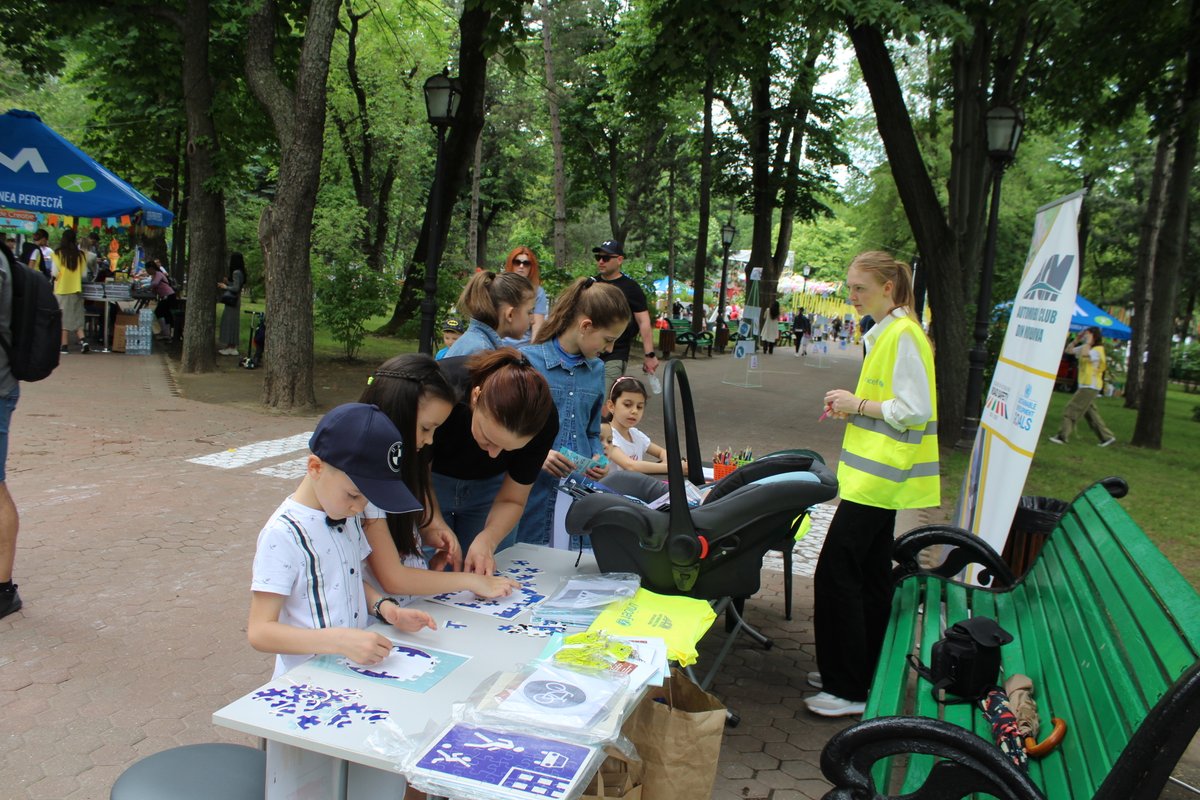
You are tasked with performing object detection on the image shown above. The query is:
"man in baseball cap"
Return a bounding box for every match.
[592,239,659,394]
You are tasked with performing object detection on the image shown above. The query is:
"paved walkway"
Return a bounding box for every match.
[0,344,1194,799]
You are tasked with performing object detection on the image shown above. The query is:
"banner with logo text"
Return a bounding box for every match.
[953,190,1083,560]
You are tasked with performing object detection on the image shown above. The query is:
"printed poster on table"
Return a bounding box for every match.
[953,190,1082,561]
[411,723,599,800]
[311,639,469,692]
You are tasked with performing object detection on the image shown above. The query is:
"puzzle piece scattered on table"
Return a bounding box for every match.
[498,623,566,637]
[251,684,388,730]
[427,567,547,620]
[444,620,469,630]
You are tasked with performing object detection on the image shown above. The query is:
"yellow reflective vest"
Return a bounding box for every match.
[837,315,940,510]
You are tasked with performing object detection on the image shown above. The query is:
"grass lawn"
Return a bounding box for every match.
[233,301,417,363]
[939,385,1200,590]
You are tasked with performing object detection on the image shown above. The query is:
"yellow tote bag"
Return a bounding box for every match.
[588,589,717,666]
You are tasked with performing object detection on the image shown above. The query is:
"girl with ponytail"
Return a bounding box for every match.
[428,348,559,574]
[444,271,536,358]
[807,251,939,718]
[513,277,631,546]
[358,354,519,599]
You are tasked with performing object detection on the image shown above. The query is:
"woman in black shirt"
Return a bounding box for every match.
[430,349,558,574]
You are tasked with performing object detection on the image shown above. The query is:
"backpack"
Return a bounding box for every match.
[908,616,1013,704]
[1,257,63,382]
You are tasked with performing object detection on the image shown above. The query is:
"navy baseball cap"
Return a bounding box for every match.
[308,403,421,514]
[442,317,464,333]
[592,240,624,257]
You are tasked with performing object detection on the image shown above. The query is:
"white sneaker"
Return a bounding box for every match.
[219,348,239,356]
[1099,437,1117,447]
[1048,436,1065,445]
[804,692,866,717]
[807,671,823,690]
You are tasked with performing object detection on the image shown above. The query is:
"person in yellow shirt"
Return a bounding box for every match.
[51,229,89,354]
[807,251,940,718]
[1049,326,1116,447]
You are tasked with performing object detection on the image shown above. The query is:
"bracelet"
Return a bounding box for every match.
[645,351,657,358]
[372,596,399,623]
[857,398,868,416]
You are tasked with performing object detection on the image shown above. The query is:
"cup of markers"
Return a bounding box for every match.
[712,447,753,480]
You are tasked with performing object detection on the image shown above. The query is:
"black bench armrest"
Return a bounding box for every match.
[892,524,1017,589]
[821,716,1045,800]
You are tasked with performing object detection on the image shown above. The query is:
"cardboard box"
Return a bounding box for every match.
[112,313,139,353]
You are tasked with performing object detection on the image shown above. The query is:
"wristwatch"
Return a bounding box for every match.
[372,596,399,622]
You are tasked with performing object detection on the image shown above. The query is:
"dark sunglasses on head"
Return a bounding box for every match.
[594,254,615,262]
[513,258,532,266]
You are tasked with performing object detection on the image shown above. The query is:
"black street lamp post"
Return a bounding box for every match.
[418,72,462,355]
[958,103,1025,449]
[716,221,736,352]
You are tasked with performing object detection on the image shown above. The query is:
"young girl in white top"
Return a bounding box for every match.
[603,376,684,474]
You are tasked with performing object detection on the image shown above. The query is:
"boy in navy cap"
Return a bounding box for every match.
[248,403,437,678]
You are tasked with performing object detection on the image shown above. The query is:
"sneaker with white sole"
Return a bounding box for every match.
[807,671,823,690]
[1048,436,1065,445]
[804,691,866,717]
[1099,437,1117,447]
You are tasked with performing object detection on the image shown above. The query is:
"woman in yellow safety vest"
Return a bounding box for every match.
[805,251,940,718]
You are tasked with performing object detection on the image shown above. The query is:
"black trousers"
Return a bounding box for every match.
[813,499,897,701]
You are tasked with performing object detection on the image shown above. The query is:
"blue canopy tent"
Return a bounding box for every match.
[1070,295,1132,341]
[0,109,173,226]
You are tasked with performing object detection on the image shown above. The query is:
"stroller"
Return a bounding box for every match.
[241,311,265,369]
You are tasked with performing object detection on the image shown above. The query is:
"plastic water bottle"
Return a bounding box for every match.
[647,371,662,395]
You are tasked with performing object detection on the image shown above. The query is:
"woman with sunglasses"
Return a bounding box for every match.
[501,247,547,345]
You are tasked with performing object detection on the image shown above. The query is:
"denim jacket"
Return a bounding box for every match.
[520,340,605,460]
[445,319,502,358]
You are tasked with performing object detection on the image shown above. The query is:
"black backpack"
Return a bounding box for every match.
[1,248,62,382]
[908,616,1013,703]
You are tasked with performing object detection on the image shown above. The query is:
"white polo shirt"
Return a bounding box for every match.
[251,497,372,678]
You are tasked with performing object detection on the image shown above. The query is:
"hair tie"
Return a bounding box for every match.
[516,354,532,368]
[583,276,596,288]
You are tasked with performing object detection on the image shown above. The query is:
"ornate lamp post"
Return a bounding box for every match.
[417,72,462,355]
[958,103,1024,448]
[716,221,736,352]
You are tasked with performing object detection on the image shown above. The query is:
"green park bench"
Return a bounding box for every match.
[821,477,1200,800]
[668,317,713,359]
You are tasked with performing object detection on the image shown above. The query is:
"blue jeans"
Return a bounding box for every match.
[514,471,557,547]
[431,471,516,556]
[0,386,19,482]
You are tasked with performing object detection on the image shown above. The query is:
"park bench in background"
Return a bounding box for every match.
[668,317,713,359]
[821,477,1200,800]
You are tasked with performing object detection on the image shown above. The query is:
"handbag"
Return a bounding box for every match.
[908,616,1013,703]
[219,289,239,306]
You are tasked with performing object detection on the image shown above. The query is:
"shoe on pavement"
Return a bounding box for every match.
[1099,437,1117,447]
[0,584,21,619]
[807,671,823,690]
[80,342,90,354]
[804,692,865,717]
[59,345,69,354]
[1048,436,1065,445]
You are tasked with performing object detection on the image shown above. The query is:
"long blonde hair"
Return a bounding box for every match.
[534,277,630,344]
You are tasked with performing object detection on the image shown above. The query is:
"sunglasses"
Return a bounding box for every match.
[594,254,616,262]
[513,258,532,266]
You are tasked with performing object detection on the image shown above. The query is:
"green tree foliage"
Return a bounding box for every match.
[315,260,394,359]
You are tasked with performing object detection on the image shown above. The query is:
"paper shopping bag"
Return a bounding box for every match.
[582,750,644,800]
[621,668,725,800]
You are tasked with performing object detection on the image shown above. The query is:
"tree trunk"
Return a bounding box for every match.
[691,72,714,334]
[380,4,493,333]
[748,66,774,297]
[245,0,341,410]
[468,132,482,266]
[849,21,970,441]
[1125,129,1174,408]
[179,0,226,375]
[1134,0,1200,448]
[543,0,568,271]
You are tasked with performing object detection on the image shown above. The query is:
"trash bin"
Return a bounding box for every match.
[659,328,675,359]
[1002,495,1070,576]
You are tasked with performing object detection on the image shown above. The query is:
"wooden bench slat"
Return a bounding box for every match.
[868,578,924,791]
[1068,494,1200,675]
[891,579,946,793]
[1039,517,1166,723]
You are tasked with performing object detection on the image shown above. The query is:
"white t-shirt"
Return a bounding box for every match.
[611,426,652,469]
[251,497,372,678]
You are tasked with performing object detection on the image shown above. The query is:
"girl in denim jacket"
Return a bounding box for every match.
[515,277,631,546]
[444,271,535,358]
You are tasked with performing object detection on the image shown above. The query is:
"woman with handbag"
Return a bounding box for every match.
[217,252,245,356]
